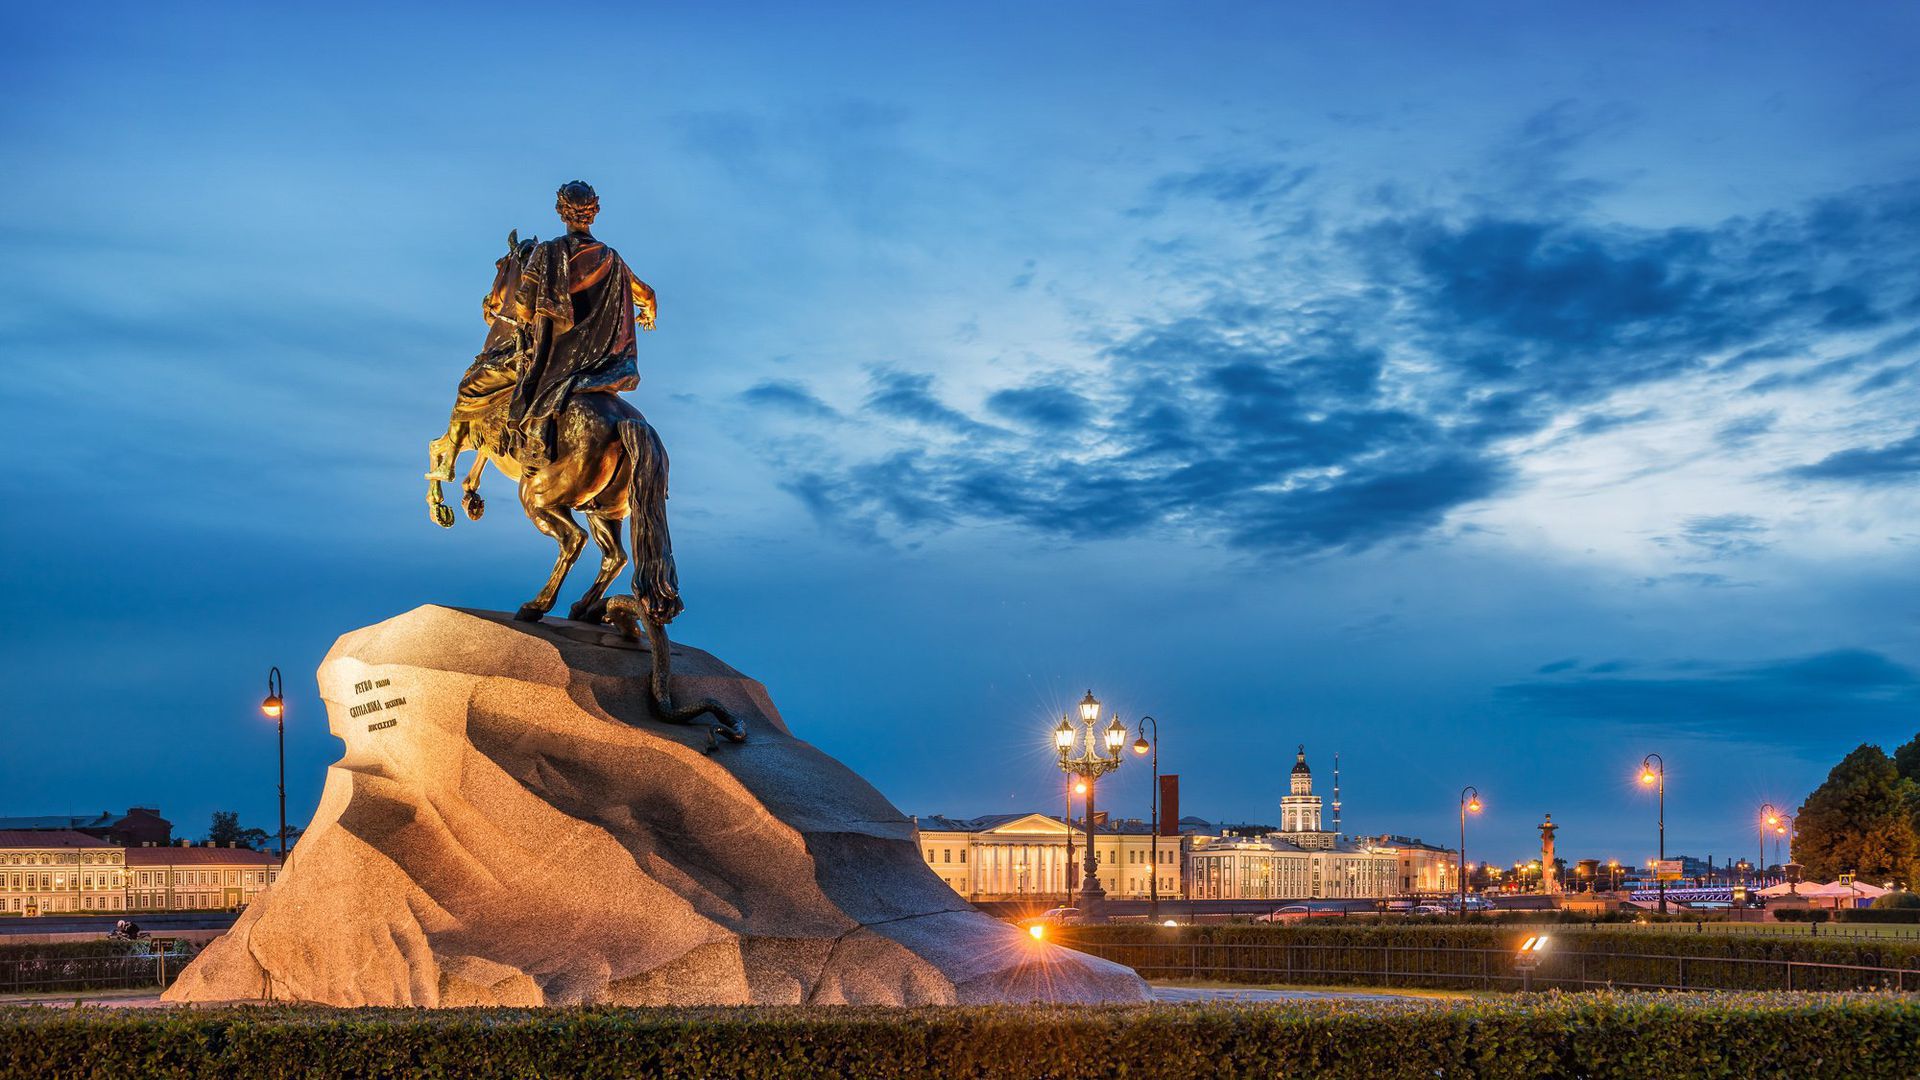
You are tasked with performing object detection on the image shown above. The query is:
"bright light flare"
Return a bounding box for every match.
[1028,924,1045,941]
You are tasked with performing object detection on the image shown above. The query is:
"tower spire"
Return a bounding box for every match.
[1332,752,1342,834]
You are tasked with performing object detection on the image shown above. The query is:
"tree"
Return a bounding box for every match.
[1894,733,1920,785]
[207,811,243,846]
[1794,744,1920,887]
[206,811,271,851]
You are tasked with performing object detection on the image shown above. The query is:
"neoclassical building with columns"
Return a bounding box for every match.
[919,747,1456,903]
[913,813,1177,902]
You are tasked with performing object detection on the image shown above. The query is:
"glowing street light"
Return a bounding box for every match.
[1130,714,1162,923]
[262,667,287,860]
[1758,803,1780,883]
[1640,753,1666,914]
[1054,691,1130,924]
[1458,786,1482,915]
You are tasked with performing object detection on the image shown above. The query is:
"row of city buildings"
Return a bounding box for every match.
[0,808,281,916]
[916,748,1459,902]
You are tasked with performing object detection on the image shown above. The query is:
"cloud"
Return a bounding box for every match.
[985,383,1093,430]
[1662,513,1771,560]
[745,108,1920,557]
[1500,648,1920,738]
[860,368,1003,437]
[1132,163,1316,216]
[1714,411,1777,447]
[1784,428,1920,485]
[739,379,840,419]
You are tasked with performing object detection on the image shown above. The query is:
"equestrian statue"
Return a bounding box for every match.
[425,181,742,745]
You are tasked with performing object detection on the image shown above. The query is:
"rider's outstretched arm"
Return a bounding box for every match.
[632,275,657,331]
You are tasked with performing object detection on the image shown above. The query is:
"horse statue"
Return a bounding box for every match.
[425,231,743,746]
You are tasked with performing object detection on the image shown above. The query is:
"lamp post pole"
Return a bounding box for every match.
[1641,754,1666,914]
[1064,773,1076,907]
[1054,691,1129,924]
[1131,716,1160,923]
[1758,803,1779,884]
[1458,786,1481,915]
[262,668,286,860]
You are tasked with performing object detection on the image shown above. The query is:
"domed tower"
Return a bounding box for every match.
[1289,746,1313,797]
[1279,746,1330,847]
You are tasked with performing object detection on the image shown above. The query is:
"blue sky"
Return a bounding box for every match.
[4,2,1918,870]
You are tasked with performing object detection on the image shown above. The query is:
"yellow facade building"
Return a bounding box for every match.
[0,830,128,915]
[914,813,1179,902]
[125,844,281,912]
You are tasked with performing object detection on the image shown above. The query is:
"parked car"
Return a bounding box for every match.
[1409,904,1450,917]
[1255,905,1318,922]
[1023,907,1085,928]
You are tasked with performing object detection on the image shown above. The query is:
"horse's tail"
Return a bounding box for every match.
[617,418,683,625]
[611,417,743,748]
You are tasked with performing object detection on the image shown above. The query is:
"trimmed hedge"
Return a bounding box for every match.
[1838,908,1920,924]
[2,995,1916,1079]
[1059,924,1920,992]
[1773,908,1831,923]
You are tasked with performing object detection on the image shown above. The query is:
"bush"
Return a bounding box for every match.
[1057,924,1920,992]
[1874,891,1920,910]
[1838,908,1920,924]
[2,995,1918,1080]
[1774,909,1832,923]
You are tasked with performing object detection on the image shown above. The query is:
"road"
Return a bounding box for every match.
[0,912,237,937]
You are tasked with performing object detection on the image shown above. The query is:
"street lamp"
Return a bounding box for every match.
[1054,691,1129,923]
[1758,803,1779,884]
[1458,786,1481,915]
[1775,815,1794,891]
[262,667,287,860]
[1130,715,1160,923]
[1608,858,1620,893]
[1640,754,1666,914]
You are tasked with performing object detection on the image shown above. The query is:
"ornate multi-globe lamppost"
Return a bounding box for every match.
[1053,690,1130,923]
[261,667,288,860]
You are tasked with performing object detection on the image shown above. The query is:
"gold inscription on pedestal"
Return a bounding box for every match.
[350,678,403,732]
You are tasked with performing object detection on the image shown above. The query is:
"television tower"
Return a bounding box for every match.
[1332,752,1342,834]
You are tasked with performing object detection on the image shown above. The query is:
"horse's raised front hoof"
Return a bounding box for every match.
[463,491,485,521]
[513,603,548,623]
[431,502,455,529]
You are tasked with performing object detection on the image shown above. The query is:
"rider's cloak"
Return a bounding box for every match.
[506,233,642,460]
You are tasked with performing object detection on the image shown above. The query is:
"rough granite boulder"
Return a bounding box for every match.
[165,605,1147,1006]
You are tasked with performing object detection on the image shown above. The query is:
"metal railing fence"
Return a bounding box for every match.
[1064,937,1920,994]
[0,947,191,997]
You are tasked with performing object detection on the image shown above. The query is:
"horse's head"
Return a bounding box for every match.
[484,229,538,325]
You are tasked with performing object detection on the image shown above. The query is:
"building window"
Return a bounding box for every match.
[942,850,951,864]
